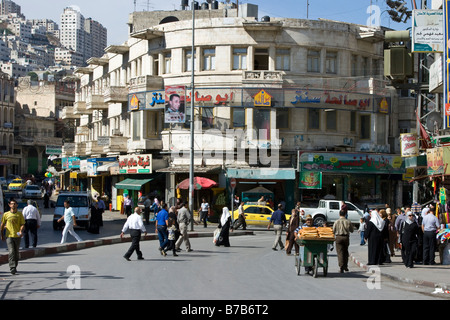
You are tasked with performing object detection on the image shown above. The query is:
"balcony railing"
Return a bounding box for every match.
[61,106,80,120]
[103,86,128,103]
[86,94,107,110]
[73,101,92,115]
[243,70,283,82]
[129,75,164,93]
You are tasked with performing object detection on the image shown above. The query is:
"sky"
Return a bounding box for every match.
[17,0,413,46]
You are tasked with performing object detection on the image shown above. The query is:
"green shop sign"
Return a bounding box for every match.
[299,171,322,189]
[299,152,405,174]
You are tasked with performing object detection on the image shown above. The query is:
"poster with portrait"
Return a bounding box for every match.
[165,85,186,123]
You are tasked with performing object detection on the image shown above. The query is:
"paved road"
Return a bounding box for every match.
[0,231,445,302]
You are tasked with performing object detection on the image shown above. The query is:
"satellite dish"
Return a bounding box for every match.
[425,112,442,135]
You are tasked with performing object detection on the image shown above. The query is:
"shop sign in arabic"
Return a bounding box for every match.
[298,152,404,174]
[118,154,152,174]
[286,90,372,111]
[412,10,444,53]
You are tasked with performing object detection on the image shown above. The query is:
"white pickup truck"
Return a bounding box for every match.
[301,200,364,226]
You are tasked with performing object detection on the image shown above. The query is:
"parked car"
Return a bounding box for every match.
[53,191,91,230]
[23,185,43,199]
[8,178,26,191]
[302,199,363,226]
[231,203,291,228]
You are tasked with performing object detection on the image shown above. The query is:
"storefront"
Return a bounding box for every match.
[298,151,405,208]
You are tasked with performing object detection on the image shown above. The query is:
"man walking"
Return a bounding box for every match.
[57,200,83,244]
[22,200,41,248]
[156,203,169,256]
[121,207,147,261]
[1,199,25,274]
[422,208,441,265]
[268,204,286,251]
[175,202,193,252]
[333,210,354,273]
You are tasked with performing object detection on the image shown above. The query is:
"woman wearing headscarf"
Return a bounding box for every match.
[400,211,420,268]
[216,207,232,247]
[365,209,386,265]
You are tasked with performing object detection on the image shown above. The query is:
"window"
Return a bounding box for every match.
[233,48,247,70]
[350,111,356,132]
[185,49,196,72]
[308,109,320,130]
[326,51,337,74]
[253,109,270,140]
[132,111,141,141]
[202,107,214,128]
[362,57,369,76]
[326,110,337,131]
[232,107,245,128]
[202,48,215,71]
[164,52,171,74]
[307,49,320,73]
[276,48,290,71]
[254,48,269,70]
[276,108,289,129]
[351,55,358,76]
[146,111,160,138]
[360,114,371,139]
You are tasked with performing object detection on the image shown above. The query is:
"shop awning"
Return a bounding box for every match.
[115,178,153,190]
[97,162,119,172]
[226,168,296,180]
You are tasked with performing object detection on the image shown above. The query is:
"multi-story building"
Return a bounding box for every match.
[63,2,406,212]
[0,71,18,176]
[0,0,22,18]
[59,6,107,64]
[14,78,75,175]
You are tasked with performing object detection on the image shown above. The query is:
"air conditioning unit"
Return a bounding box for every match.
[112,129,122,136]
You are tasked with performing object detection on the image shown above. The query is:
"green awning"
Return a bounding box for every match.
[115,178,153,190]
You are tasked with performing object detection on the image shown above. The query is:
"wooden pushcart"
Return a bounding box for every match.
[295,238,334,278]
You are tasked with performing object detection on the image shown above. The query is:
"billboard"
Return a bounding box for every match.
[164,86,186,124]
[412,10,443,53]
[444,2,450,129]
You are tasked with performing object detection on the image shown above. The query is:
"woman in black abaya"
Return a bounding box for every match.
[216,207,232,247]
[401,212,420,268]
[365,209,386,265]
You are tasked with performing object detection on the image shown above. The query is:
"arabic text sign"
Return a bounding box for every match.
[445,2,450,129]
[118,154,152,174]
[298,152,404,174]
[400,133,419,157]
[412,10,443,53]
[427,147,445,175]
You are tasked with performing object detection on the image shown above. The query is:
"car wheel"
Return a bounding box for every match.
[313,215,326,227]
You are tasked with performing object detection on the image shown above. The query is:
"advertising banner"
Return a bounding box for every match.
[444,1,450,129]
[165,86,186,124]
[298,152,404,174]
[412,10,443,53]
[299,171,322,189]
[400,133,419,157]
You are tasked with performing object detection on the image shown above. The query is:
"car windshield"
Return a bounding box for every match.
[26,186,40,190]
[56,195,88,207]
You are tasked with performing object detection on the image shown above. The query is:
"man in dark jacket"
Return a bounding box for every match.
[268,204,286,251]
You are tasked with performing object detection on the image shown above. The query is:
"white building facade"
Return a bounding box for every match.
[63,3,405,212]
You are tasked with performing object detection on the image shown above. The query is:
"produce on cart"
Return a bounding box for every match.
[295,227,335,278]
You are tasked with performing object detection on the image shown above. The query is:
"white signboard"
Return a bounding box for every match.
[400,133,419,157]
[412,10,444,53]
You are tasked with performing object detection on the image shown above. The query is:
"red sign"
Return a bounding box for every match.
[230,178,237,189]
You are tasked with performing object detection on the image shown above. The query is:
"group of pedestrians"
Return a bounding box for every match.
[363,203,443,268]
[120,200,194,261]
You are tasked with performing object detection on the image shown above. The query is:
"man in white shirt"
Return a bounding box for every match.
[121,207,147,261]
[57,200,83,244]
[175,202,193,252]
[22,200,41,248]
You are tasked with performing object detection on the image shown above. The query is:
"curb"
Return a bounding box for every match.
[0,230,254,265]
[350,253,447,290]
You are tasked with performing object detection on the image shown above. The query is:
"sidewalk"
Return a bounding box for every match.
[349,242,450,290]
[0,209,253,265]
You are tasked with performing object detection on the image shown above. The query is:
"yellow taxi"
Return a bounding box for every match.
[8,178,26,191]
[231,203,291,228]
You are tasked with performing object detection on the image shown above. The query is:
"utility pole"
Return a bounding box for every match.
[189,1,195,231]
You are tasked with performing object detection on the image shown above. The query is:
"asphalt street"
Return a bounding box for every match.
[0,231,446,301]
